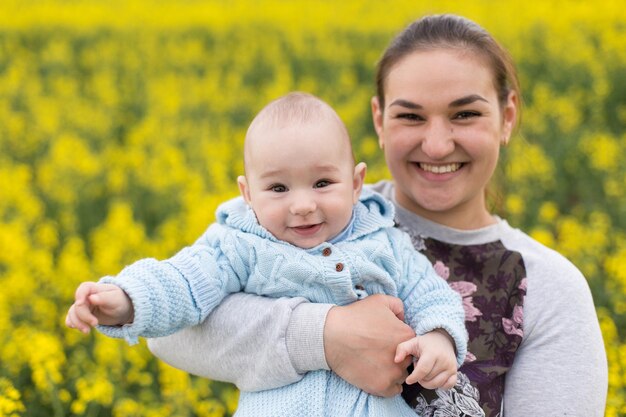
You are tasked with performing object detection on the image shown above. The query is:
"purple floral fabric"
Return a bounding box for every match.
[398,227,527,417]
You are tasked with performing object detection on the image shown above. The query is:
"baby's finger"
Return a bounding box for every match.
[442,373,458,390]
[73,301,98,328]
[87,285,120,307]
[412,355,436,384]
[74,281,98,304]
[405,368,420,385]
[419,369,457,389]
[422,356,457,384]
[66,305,92,334]
[394,339,416,363]
[65,308,75,328]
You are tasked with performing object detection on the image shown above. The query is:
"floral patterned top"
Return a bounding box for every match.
[397,228,526,417]
[368,179,606,417]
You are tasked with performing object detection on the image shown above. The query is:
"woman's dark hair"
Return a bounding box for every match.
[376,14,520,117]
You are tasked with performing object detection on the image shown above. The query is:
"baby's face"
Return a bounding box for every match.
[239,118,364,249]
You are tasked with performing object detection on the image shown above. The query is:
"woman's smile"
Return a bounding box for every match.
[417,162,463,174]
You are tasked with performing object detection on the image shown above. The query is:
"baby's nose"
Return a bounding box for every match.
[290,195,317,215]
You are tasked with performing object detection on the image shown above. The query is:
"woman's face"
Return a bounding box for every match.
[372,49,517,229]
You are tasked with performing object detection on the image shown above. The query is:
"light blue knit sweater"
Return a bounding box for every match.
[99,190,467,417]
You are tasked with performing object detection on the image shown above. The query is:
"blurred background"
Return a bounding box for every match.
[0,0,624,415]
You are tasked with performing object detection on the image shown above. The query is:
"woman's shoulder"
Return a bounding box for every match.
[365,180,394,200]
[497,221,593,312]
[498,221,601,368]
[498,221,584,279]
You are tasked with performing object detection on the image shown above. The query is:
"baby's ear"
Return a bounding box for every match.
[237,176,252,205]
[352,162,367,203]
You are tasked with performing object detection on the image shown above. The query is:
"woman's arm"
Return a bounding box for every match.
[148,292,330,391]
[503,252,608,416]
[149,293,415,395]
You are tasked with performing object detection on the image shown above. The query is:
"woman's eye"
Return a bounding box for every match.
[314,180,331,188]
[454,111,481,120]
[396,113,423,122]
[270,184,287,192]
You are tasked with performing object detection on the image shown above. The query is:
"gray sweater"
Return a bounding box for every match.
[149,181,608,417]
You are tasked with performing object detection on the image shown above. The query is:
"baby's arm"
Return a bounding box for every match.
[389,229,467,381]
[66,282,133,333]
[394,329,458,389]
[68,224,245,344]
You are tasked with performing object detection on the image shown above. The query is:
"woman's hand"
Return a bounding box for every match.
[323,294,415,397]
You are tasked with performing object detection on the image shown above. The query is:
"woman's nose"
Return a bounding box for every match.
[421,119,455,159]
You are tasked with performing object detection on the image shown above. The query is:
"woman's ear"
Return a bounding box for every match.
[501,90,518,145]
[371,96,385,149]
[237,175,252,205]
[352,162,367,203]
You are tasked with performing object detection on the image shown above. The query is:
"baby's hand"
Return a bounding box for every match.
[65,282,134,334]
[394,329,457,390]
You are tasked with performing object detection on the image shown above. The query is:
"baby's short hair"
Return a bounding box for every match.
[247,92,347,134]
[244,92,353,165]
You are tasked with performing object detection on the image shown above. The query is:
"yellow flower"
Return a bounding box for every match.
[538,201,559,223]
[530,228,555,249]
[71,371,115,414]
[505,139,555,187]
[194,399,226,417]
[37,132,102,205]
[505,194,524,216]
[222,388,240,416]
[580,133,621,172]
[0,378,25,417]
[606,248,626,288]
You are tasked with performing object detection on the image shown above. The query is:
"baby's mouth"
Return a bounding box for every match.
[291,223,322,235]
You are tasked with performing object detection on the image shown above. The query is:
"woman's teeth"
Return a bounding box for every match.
[419,163,462,174]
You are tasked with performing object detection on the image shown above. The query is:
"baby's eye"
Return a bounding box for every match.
[453,111,481,120]
[314,180,331,188]
[270,184,287,192]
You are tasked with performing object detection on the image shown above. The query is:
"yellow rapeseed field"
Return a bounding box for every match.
[1,0,624,416]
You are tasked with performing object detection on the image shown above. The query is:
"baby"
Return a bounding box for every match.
[66,92,467,416]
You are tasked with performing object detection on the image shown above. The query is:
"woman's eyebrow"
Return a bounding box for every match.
[389,95,488,110]
[449,94,488,107]
[389,99,423,109]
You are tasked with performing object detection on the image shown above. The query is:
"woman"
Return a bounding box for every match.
[149,14,607,416]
